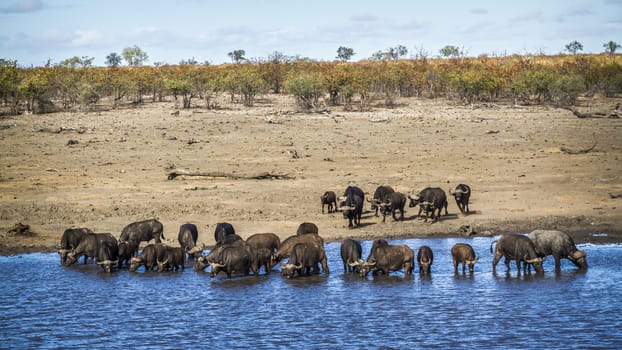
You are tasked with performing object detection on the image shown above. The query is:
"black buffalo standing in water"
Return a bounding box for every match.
[58,227,93,264]
[340,238,362,273]
[214,222,237,246]
[120,219,164,247]
[527,230,587,271]
[178,223,200,259]
[491,234,544,274]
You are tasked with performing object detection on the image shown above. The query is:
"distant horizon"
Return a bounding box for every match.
[5,49,620,69]
[1,0,620,67]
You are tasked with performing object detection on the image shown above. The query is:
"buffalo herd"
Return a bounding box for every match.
[335,184,470,227]
[58,183,587,277]
[59,219,587,278]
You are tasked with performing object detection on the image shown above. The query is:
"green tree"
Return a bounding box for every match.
[439,45,460,58]
[105,52,122,67]
[228,49,246,63]
[336,46,355,62]
[389,45,408,61]
[371,50,386,61]
[122,45,149,66]
[551,73,584,105]
[19,68,51,114]
[565,41,583,55]
[603,41,621,56]
[285,70,324,110]
[179,57,198,65]
[59,56,94,68]
[0,58,21,114]
[263,51,292,93]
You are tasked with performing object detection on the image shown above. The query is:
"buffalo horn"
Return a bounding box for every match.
[347,259,361,267]
[525,257,542,264]
[187,246,201,255]
[466,257,479,264]
[210,262,225,268]
[281,263,294,270]
[570,250,586,259]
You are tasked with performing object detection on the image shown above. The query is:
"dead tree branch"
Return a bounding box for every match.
[560,134,597,154]
[167,169,295,180]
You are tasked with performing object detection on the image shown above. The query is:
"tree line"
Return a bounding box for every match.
[1,51,621,115]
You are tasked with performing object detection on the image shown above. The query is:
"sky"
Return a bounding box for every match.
[1,0,621,67]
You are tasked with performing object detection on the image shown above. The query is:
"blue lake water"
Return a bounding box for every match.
[1,236,621,349]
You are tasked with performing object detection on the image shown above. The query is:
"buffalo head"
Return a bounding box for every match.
[280,262,303,278]
[408,193,420,208]
[97,260,118,273]
[193,256,210,272]
[569,250,588,269]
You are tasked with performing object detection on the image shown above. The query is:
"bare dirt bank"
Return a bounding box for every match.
[1,95,621,255]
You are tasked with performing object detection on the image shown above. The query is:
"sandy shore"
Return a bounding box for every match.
[1,95,621,255]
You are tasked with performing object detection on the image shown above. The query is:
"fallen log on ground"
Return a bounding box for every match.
[560,134,597,154]
[167,169,295,180]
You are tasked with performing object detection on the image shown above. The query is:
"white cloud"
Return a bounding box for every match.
[350,13,379,22]
[70,29,106,47]
[0,0,43,14]
[469,8,488,15]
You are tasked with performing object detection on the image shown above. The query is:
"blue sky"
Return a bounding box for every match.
[1,0,620,67]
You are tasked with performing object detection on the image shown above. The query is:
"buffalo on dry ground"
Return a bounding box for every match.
[527,230,587,271]
[58,227,93,264]
[379,192,407,222]
[491,234,544,274]
[368,185,394,217]
[320,191,337,213]
[409,187,448,222]
[451,243,478,274]
[449,184,471,214]
[340,186,365,227]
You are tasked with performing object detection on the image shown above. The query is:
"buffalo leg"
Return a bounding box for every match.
[321,259,329,274]
[492,253,504,273]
